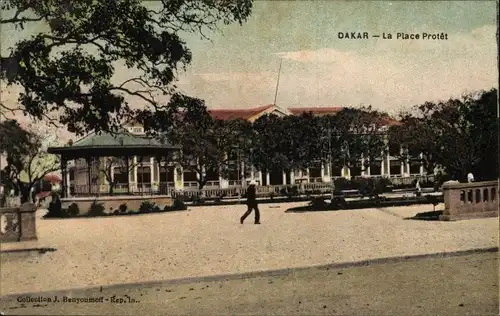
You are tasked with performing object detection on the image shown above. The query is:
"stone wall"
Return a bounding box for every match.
[61,195,173,214]
[440,180,499,221]
[0,203,38,243]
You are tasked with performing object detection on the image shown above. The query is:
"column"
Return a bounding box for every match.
[218,166,229,188]
[150,157,154,192]
[219,174,228,188]
[174,165,184,190]
[343,166,351,179]
[258,170,263,186]
[419,153,424,175]
[306,168,310,183]
[155,159,160,184]
[361,156,366,176]
[60,157,67,198]
[250,165,255,181]
[380,151,385,176]
[86,157,92,195]
[266,172,270,186]
[386,150,391,177]
[282,171,286,185]
[241,161,245,186]
[325,162,331,182]
[320,163,325,181]
[66,163,71,198]
[380,151,391,176]
[124,156,130,194]
[400,148,404,176]
[290,170,295,185]
[133,156,138,192]
[110,166,114,184]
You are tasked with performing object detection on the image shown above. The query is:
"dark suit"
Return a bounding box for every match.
[241,184,260,224]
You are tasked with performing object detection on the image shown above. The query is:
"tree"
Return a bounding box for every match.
[433,90,497,181]
[213,118,254,185]
[280,113,323,173]
[464,88,497,180]
[1,0,253,134]
[143,94,218,190]
[251,114,289,176]
[334,106,388,175]
[1,121,60,203]
[388,88,498,182]
[0,120,31,154]
[388,105,441,176]
[0,120,32,196]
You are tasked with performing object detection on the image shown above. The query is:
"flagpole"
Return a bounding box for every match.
[273,59,283,105]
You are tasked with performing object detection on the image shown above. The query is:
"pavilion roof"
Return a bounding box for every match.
[47,128,179,158]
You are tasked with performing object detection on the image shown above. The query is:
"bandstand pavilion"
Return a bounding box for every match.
[47,127,181,198]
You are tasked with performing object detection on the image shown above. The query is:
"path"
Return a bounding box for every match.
[1,252,497,315]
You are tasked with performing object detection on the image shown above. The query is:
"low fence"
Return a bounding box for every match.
[172,183,332,200]
[0,203,38,243]
[66,175,437,200]
[72,183,176,196]
[440,180,499,221]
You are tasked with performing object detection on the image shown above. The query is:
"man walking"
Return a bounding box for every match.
[240,180,260,224]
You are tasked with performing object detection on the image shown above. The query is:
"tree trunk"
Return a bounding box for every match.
[20,184,31,204]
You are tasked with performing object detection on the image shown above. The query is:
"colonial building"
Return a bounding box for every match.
[48,104,429,197]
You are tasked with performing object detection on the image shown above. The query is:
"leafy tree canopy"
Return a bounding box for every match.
[388,88,497,181]
[1,0,253,135]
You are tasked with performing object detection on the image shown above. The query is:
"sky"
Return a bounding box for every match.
[0,0,498,134]
[176,0,498,114]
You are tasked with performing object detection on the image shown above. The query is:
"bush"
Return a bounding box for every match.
[191,195,205,204]
[88,200,106,217]
[171,198,187,211]
[309,197,327,209]
[119,203,128,213]
[67,203,80,216]
[269,192,276,200]
[281,185,299,198]
[330,196,347,209]
[139,200,156,213]
[334,178,352,192]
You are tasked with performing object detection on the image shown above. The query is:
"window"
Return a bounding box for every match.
[131,127,144,134]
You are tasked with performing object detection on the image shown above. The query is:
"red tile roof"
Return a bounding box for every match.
[208,104,274,120]
[288,107,343,115]
[207,105,400,126]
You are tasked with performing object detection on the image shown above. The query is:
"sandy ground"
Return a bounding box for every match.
[1,252,497,315]
[0,202,498,296]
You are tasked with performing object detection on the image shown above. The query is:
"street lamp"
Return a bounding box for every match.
[328,127,334,200]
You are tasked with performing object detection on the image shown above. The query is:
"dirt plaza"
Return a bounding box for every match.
[1,202,497,296]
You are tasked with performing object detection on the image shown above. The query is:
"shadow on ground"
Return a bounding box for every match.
[1,247,57,256]
[405,210,444,221]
